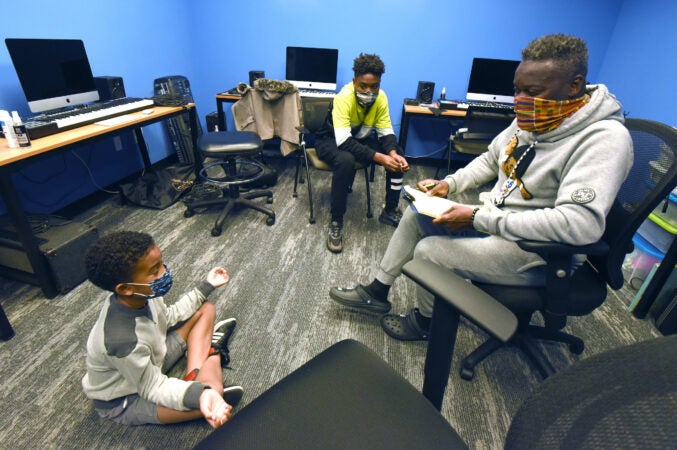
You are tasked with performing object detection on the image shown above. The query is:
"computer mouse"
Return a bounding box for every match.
[142,108,154,115]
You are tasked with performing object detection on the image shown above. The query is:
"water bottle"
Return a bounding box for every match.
[11,111,31,147]
[0,110,19,148]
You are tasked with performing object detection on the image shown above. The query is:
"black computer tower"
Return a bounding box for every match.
[0,221,99,294]
[153,75,202,165]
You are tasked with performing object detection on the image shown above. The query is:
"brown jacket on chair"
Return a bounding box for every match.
[232,79,302,156]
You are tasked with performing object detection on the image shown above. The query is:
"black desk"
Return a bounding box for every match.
[0,104,199,300]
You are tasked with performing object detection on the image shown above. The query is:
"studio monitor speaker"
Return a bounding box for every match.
[416,81,435,104]
[249,70,265,86]
[94,76,125,101]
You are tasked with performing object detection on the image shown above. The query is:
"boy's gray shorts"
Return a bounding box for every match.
[93,331,187,426]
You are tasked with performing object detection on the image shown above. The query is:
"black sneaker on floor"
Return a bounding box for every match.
[327,221,343,253]
[222,384,244,409]
[379,208,403,227]
[212,318,236,367]
[329,284,392,314]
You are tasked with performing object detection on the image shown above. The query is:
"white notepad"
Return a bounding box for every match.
[402,185,457,219]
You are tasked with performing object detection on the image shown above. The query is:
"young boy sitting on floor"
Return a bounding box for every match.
[82,230,242,429]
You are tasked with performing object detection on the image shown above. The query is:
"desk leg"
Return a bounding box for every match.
[133,129,152,170]
[0,171,58,299]
[187,106,201,179]
[217,98,226,131]
[399,105,410,154]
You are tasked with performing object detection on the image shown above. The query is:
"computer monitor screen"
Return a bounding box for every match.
[466,57,520,104]
[5,38,100,113]
[286,46,339,91]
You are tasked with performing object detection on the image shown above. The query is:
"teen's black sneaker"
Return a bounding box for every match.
[379,208,403,227]
[212,318,237,367]
[329,285,392,314]
[222,384,244,409]
[327,221,343,253]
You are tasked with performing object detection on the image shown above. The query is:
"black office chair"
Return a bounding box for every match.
[435,105,514,178]
[194,288,676,449]
[407,118,677,381]
[293,97,372,224]
[183,131,275,236]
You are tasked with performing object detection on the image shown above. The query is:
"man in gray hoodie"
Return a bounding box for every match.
[329,34,633,340]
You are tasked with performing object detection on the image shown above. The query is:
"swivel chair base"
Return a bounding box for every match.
[460,324,584,381]
[184,187,275,236]
[184,130,276,237]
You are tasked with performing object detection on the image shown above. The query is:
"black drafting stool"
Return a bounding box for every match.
[184,131,275,236]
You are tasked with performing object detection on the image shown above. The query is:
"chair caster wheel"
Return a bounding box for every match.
[184,210,194,218]
[266,217,275,226]
[367,212,373,219]
[266,197,273,204]
[211,227,222,237]
[460,366,475,381]
[569,341,584,354]
[293,192,298,198]
[309,218,316,224]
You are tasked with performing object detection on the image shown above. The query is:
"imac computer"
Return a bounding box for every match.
[5,38,100,113]
[286,46,339,91]
[466,57,520,104]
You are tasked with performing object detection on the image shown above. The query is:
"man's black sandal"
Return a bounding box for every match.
[380,308,430,341]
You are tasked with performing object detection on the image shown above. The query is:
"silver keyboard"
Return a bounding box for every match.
[25,97,156,139]
[54,98,154,128]
[299,89,336,98]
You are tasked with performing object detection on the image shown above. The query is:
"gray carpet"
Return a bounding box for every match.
[0,157,662,450]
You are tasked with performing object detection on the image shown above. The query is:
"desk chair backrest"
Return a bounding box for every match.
[438,105,515,178]
[294,96,373,223]
[591,118,677,290]
[463,106,515,136]
[300,96,333,134]
[505,334,677,449]
[453,106,515,155]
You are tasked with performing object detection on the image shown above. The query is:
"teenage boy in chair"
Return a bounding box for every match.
[82,231,242,429]
[315,53,410,253]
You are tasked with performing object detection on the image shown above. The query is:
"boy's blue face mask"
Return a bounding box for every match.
[126,264,173,299]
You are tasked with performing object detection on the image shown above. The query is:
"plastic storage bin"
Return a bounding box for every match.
[637,212,677,254]
[623,234,665,290]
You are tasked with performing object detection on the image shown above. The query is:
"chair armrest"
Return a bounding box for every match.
[402,259,517,343]
[517,239,609,257]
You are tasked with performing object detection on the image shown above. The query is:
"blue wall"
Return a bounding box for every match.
[1,0,675,214]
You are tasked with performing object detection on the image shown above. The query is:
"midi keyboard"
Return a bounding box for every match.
[25,97,155,140]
